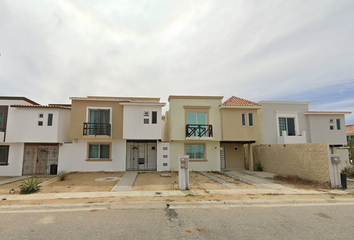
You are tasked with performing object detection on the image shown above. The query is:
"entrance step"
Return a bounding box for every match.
[111,171,138,192]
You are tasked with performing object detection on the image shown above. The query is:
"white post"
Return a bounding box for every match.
[178,155,189,190]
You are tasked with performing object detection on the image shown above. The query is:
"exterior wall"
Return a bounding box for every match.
[260,102,310,144]
[0,143,24,176]
[157,142,170,171]
[170,141,220,171]
[122,105,162,140]
[6,108,69,143]
[70,100,124,140]
[58,139,126,172]
[253,143,330,182]
[333,147,351,171]
[221,108,258,141]
[162,111,170,142]
[169,98,222,141]
[221,143,245,169]
[58,109,71,143]
[309,114,347,145]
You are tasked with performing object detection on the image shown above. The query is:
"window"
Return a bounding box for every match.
[88,144,110,159]
[278,117,295,136]
[248,113,253,126]
[336,119,341,130]
[88,109,110,135]
[0,146,9,165]
[163,155,168,158]
[144,111,149,117]
[241,113,246,126]
[234,146,238,151]
[186,145,205,160]
[144,119,149,124]
[39,113,43,118]
[163,147,168,150]
[152,111,157,124]
[47,113,53,126]
[38,121,43,126]
[0,112,4,131]
[330,125,334,130]
[187,112,207,137]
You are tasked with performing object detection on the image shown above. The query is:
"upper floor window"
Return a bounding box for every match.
[47,113,53,126]
[144,111,149,117]
[241,113,246,126]
[85,108,111,136]
[187,112,207,137]
[248,113,253,126]
[152,111,157,124]
[336,119,341,130]
[39,113,43,118]
[278,117,295,136]
[0,111,5,131]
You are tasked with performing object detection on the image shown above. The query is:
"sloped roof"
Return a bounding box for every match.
[119,102,166,106]
[305,111,352,115]
[346,125,354,136]
[11,104,71,110]
[70,97,131,102]
[0,96,39,105]
[221,96,260,107]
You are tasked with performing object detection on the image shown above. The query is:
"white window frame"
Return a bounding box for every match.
[86,107,112,124]
[276,113,299,137]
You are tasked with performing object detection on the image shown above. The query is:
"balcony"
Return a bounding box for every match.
[83,123,111,136]
[278,131,307,144]
[186,124,213,139]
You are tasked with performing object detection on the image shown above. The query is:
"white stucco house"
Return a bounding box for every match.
[58,96,169,173]
[0,96,71,176]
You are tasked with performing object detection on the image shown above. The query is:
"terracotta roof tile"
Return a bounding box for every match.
[11,104,71,109]
[346,125,354,135]
[222,96,260,106]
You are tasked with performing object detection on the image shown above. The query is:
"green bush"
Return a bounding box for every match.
[58,170,69,181]
[255,162,263,171]
[342,166,354,178]
[19,177,42,194]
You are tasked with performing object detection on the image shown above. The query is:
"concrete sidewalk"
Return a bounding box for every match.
[0,176,27,186]
[111,171,138,191]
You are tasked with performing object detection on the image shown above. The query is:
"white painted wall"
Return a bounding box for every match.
[308,114,347,145]
[6,108,71,143]
[0,143,24,176]
[157,142,170,171]
[122,105,162,140]
[58,139,126,172]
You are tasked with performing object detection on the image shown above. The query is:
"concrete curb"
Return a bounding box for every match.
[1,199,354,213]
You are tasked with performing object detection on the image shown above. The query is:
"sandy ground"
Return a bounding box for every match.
[39,172,125,193]
[132,172,229,191]
[1,193,353,206]
[0,177,52,194]
[0,177,12,181]
[210,172,255,188]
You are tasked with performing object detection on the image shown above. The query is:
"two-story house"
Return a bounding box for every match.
[0,96,71,176]
[258,101,351,146]
[58,96,169,172]
[162,95,260,171]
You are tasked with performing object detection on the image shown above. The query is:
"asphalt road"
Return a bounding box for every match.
[1,203,354,239]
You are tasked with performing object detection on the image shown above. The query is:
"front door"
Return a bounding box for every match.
[220,146,226,170]
[127,142,157,171]
[23,144,59,175]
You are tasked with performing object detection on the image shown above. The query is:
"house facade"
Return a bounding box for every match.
[0,97,71,176]
[163,95,260,171]
[58,96,169,173]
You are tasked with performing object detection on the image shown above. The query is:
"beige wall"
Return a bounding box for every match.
[70,100,124,140]
[221,143,245,168]
[221,108,259,141]
[170,141,220,171]
[253,143,330,182]
[169,97,222,141]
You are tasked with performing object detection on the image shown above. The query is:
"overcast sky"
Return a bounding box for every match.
[1,0,353,123]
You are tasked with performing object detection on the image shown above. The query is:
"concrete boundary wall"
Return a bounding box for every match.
[253,143,330,182]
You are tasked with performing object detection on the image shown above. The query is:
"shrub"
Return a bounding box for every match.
[19,177,42,194]
[58,170,69,181]
[255,162,263,171]
[342,166,354,178]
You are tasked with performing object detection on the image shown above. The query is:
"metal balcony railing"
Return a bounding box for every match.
[186,124,213,137]
[83,123,111,136]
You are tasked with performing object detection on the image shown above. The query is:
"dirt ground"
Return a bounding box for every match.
[132,172,229,191]
[39,172,125,193]
[0,177,52,194]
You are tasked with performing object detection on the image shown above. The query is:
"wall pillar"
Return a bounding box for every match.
[248,143,254,171]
